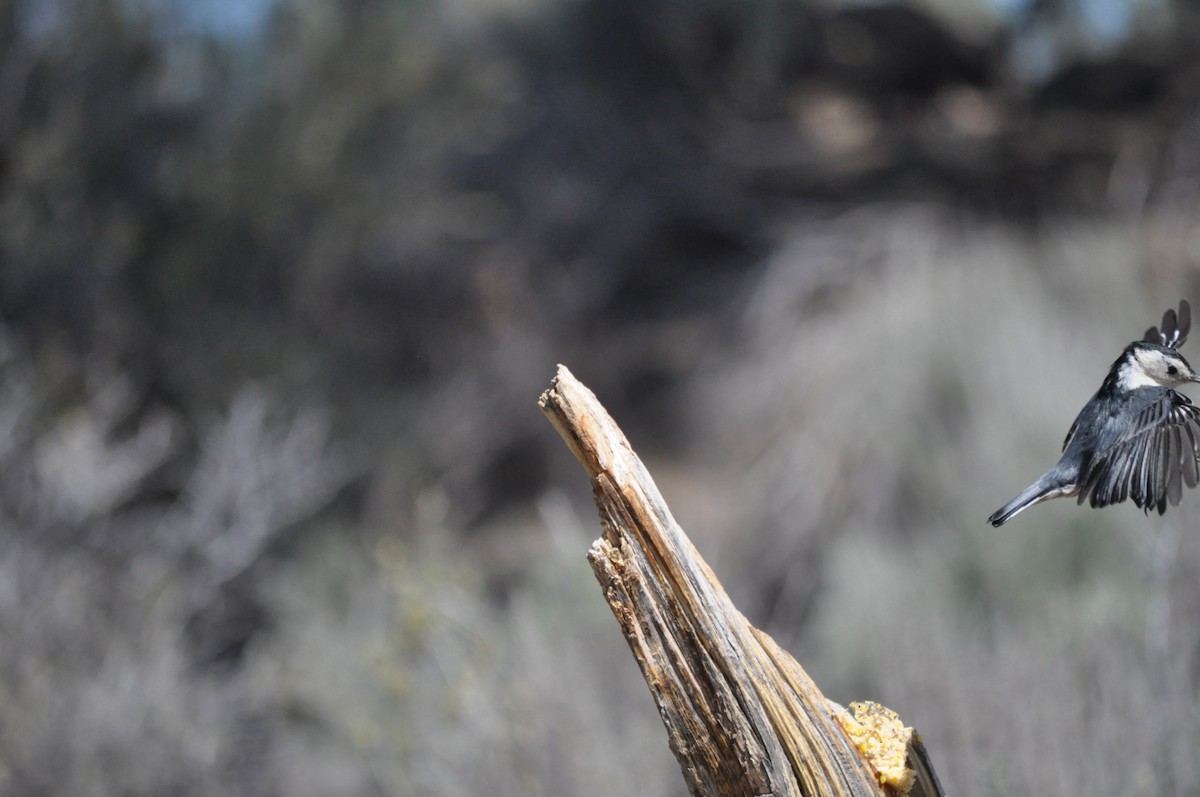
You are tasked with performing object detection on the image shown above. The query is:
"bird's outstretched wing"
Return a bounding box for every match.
[1144,300,1191,349]
[1077,393,1200,514]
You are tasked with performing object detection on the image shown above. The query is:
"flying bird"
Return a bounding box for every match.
[989,300,1200,526]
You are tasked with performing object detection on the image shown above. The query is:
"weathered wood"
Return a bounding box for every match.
[539,364,932,797]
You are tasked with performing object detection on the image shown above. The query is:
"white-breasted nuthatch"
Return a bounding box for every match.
[989,300,1200,526]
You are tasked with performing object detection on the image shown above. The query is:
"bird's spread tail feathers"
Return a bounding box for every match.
[988,476,1072,527]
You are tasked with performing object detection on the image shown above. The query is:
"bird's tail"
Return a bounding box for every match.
[988,476,1065,527]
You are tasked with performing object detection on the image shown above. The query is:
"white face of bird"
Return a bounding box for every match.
[1124,345,1200,389]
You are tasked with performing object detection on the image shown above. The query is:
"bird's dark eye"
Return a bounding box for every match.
[1169,365,1179,375]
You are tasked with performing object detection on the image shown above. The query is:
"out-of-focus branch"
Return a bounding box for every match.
[539,364,941,797]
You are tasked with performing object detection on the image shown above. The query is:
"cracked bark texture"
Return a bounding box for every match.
[539,364,910,797]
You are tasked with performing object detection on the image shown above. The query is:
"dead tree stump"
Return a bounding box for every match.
[539,364,942,797]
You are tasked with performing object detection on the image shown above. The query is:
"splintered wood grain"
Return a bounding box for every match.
[539,365,887,797]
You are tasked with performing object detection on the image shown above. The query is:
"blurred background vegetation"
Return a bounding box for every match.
[2,0,1200,794]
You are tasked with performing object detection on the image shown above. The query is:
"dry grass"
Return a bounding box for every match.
[2,208,1199,796]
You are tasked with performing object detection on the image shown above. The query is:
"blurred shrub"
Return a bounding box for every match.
[0,326,352,794]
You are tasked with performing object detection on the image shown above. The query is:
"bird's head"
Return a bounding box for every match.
[1122,342,1200,389]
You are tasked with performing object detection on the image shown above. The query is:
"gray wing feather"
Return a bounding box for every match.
[1144,300,1192,349]
[1132,431,1151,507]
[1079,394,1200,512]
[1166,425,1182,506]
[1181,422,1200,488]
[1062,416,1079,452]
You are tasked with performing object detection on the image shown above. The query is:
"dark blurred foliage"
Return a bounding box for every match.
[0,4,1183,370]
[4,0,1200,793]
[4,0,1200,505]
